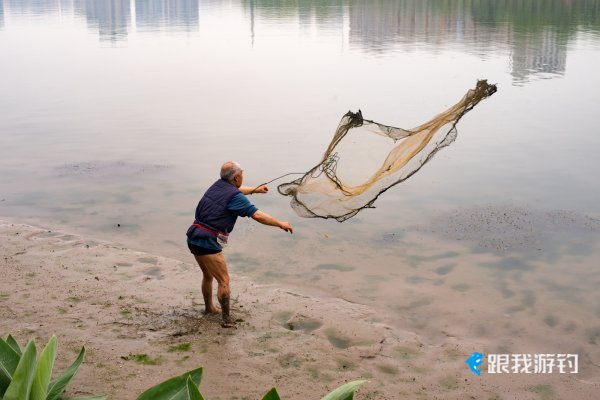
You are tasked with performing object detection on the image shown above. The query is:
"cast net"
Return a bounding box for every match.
[278,80,497,222]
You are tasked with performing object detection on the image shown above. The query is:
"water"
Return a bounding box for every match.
[1,0,600,381]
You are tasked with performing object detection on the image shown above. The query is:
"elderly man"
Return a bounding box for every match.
[186,161,293,328]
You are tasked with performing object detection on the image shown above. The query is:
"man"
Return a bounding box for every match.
[186,161,293,328]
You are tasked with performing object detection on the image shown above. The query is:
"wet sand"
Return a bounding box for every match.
[1,219,599,399]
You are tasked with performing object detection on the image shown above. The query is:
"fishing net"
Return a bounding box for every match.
[278,80,497,222]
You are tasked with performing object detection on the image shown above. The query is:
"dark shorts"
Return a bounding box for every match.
[188,243,222,256]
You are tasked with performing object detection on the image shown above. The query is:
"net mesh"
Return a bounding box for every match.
[278,80,497,222]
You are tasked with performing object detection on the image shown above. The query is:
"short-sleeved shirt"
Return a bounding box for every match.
[188,193,258,251]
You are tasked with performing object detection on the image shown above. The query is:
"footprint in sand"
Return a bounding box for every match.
[137,256,158,265]
[282,314,323,333]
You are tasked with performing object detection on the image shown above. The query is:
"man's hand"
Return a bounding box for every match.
[252,210,293,234]
[279,222,293,234]
[254,185,269,194]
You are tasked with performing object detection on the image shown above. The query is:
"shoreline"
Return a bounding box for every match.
[1,219,598,399]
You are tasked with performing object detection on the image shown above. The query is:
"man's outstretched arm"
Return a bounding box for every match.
[252,210,293,234]
[240,185,268,195]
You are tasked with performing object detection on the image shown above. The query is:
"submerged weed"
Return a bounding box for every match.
[440,376,459,390]
[168,342,191,352]
[529,384,554,400]
[126,353,162,365]
[175,355,190,366]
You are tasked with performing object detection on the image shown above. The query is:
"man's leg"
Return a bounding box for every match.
[193,255,220,314]
[199,252,235,328]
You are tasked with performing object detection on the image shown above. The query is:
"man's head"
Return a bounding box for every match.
[221,161,243,187]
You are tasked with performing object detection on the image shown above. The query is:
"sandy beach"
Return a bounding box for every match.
[2,219,598,400]
[2,1,600,399]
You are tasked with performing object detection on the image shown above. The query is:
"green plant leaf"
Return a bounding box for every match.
[136,367,203,400]
[5,336,22,356]
[31,335,58,400]
[46,346,85,400]
[185,376,204,400]
[321,380,367,400]
[3,340,37,400]
[261,387,281,400]
[0,338,22,396]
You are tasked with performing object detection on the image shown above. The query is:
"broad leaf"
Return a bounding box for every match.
[136,367,203,400]
[31,335,58,400]
[0,338,22,396]
[3,340,37,400]
[261,388,281,400]
[321,380,367,400]
[5,336,22,356]
[46,346,85,400]
[185,376,204,400]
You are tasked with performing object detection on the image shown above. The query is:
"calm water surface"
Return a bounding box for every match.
[1,0,600,379]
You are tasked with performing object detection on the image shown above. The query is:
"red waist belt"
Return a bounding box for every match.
[193,222,228,237]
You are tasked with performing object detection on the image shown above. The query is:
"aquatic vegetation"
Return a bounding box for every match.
[167,343,192,353]
[126,354,162,366]
[0,334,103,400]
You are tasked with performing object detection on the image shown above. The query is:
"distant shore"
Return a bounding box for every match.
[1,220,596,399]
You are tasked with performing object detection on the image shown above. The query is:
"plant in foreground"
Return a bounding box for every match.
[2,334,365,400]
[137,367,366,400]
[0,334,105,400]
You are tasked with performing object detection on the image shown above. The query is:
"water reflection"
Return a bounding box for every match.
[4,0,64,15]
[135,0,199,33]
[510,29,567,82]
[242,0,344,29]
[243,0,599,83]
[74,0,131,42]
[3,0,599,83]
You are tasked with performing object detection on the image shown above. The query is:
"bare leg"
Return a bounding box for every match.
[201,275,221,315]
[197,253,236,328]
[193,255,221,314]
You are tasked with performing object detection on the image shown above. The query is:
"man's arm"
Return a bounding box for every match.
[240,185,268,195]
[252,210,293,234]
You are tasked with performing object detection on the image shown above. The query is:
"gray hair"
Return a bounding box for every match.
[220,161,242,182]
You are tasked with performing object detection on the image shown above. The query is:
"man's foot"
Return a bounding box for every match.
[204,306,221,315]
[221,320,237,329]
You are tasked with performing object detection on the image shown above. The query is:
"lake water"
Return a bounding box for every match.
[1,0,600,385]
